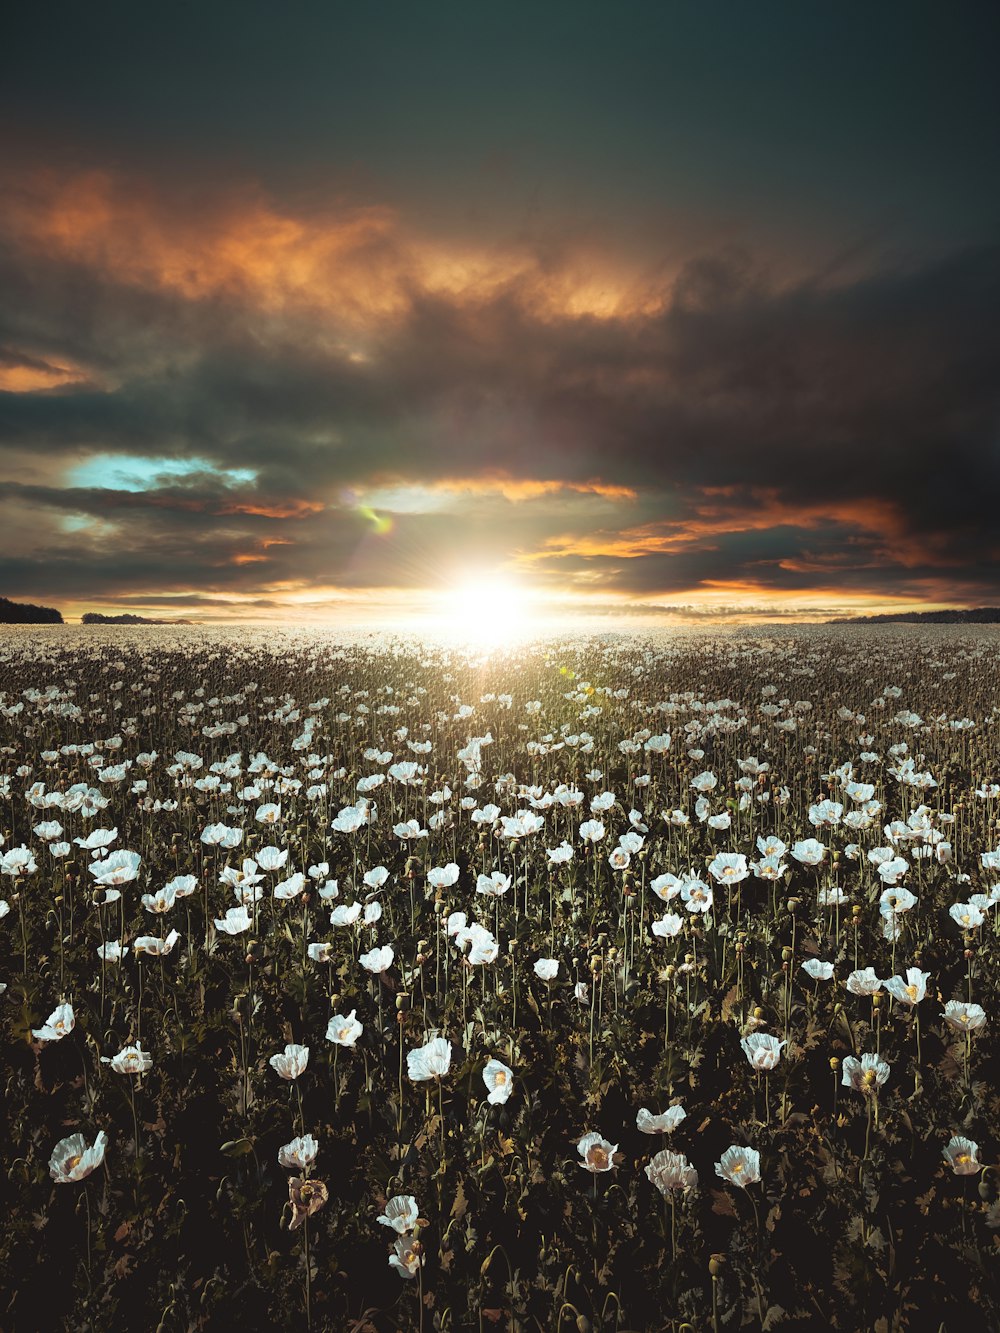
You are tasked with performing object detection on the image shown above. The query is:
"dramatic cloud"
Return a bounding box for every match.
[1,5,998,621]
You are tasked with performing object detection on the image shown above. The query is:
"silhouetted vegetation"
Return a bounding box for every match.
[0,596,62,624]
[835,608,1000,624]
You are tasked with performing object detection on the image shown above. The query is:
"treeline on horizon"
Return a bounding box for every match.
[0,596,63,624]
[80,612,173,624]
[0,598,186,624]
[835,608,1000,624]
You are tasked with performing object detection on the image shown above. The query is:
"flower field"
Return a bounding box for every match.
[1,625,998,1331]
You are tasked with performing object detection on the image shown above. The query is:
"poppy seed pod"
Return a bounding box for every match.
[781,947,793,962]
[829,1057,840,1071]
[709,1254,726,1276]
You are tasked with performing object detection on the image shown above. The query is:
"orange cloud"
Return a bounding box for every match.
[523,489,916,563]
[0,358,87,393]
[217,499,324,518]
[3,167,671,327]
[430,476,638,502]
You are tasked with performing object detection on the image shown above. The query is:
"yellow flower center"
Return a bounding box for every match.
[905,984,918,1000]
[65,1154,81,1171]
[732,1162,743,1174]
[494,1070,507,1085]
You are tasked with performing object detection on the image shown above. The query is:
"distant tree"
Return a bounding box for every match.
[82,612,156,624]
[835,608,1000,625]
[0,596,63,624]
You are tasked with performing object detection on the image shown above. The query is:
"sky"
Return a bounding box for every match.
[1,0,999,626]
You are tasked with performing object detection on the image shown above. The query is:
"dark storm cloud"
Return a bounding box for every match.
[4,1,999,253]
[1,223,1000,605]
[1,1,998,613]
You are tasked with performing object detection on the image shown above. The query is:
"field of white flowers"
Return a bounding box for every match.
[1,625,997,1332]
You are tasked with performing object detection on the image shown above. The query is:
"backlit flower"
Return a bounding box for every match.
[407,1036,452,1081]
[680,878,713,914]
[133,930,180,956]
[715,1145,761,1188]
[377,1194,419,1234]
[103,1044,152,1075]
[846,967,882,996]
[326,1010,363,1047]
[636,1105,686,1134]
[278,1134,318,1170]
[389,1235,423,1278]
[941,1000,987,1031]
[270,1043,309,1080]
[49,1129,108,1183]
[645,1148,698,1194]
[883,967,929,1006]
[740,1033,785,1071]
[791,839,826,866]
[652,912,684,939]
[841,1052,890,1093]
[708,852,749,885]
[33,1002,75,1043]
[483,1057,514,1104]
[360,944,394,974]
[949,902,985,930]
[577,1131,617,1173]
[214,905,252,935]
[943,1136,981,1175]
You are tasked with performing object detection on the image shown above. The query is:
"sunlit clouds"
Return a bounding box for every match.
[2,119,999,623]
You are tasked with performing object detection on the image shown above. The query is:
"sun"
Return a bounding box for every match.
[436,576,536,645]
